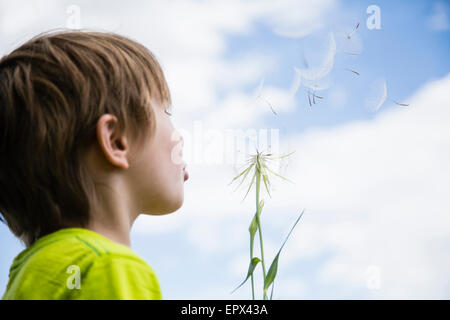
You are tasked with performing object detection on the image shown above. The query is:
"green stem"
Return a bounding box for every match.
[250,246,255,300]
[255,164,267,300]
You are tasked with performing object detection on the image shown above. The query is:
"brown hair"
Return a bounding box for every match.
[0,30,172,247]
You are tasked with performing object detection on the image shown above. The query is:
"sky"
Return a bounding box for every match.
[0,0,449,299]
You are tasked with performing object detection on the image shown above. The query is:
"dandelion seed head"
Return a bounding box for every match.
[229,147,296,201]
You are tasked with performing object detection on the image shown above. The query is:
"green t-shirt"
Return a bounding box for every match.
[1,228,162,300]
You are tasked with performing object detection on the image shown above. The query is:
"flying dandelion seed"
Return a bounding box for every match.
[291,31,337,106]
[253,77,278,115]
[347,21,360,39]
[294,67,332,108]
[264,98,278,115]
[335,25,363,56]
[390,100,409,106]
[289,71,302,97]
[364,78,409,112]
[312,92,323,101]
[294,32,336,82]
[256,78,265,98]
[344,68,360,76]
[294,69,331,108]
[364,78,387,112]
[293,66,333,95]
[308,90,323,106]
[332,65,360,76]
[292,32,336,106]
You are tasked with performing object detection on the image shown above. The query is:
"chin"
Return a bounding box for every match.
[143,196,184,215]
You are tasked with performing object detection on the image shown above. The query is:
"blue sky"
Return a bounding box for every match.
[1,0,449,299]
[234,0,450,132]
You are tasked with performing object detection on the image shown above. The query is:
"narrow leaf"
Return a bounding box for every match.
[249,199,264,251]
[270,281,275,300]
[264,252,281,292]
[264,209,306,291]
[249,199,265,258]
[231,257,261,294]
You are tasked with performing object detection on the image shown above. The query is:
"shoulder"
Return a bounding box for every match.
[51,230,162,299]
[4,228,162,300]
[78,251,162,299]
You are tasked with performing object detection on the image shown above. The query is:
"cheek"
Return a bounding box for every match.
[142,141,184,213]
[168,138,184,168]
[130,121,185,213]
[149,131,183,186]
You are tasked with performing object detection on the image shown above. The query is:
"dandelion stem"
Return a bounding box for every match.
[255,161,268,300]
[250,242,255,300]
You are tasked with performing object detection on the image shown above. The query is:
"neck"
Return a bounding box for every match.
[82,143,141,248]
[86,182,139,248]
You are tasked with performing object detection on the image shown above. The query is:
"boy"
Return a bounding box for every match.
[0,30,189,299]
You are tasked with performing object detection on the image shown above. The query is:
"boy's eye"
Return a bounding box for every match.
[164,109,172,116]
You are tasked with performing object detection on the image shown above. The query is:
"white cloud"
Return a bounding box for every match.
[145,74,450,299]
[266,0,337,38]
[202,85,297,130]
[269,74,450,298]
[0,0,338,134]
[272,276,308,299]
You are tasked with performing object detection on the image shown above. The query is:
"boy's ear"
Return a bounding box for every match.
[96,114,130,169]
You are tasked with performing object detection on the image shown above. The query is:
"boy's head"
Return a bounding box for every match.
[0,30,187,247]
